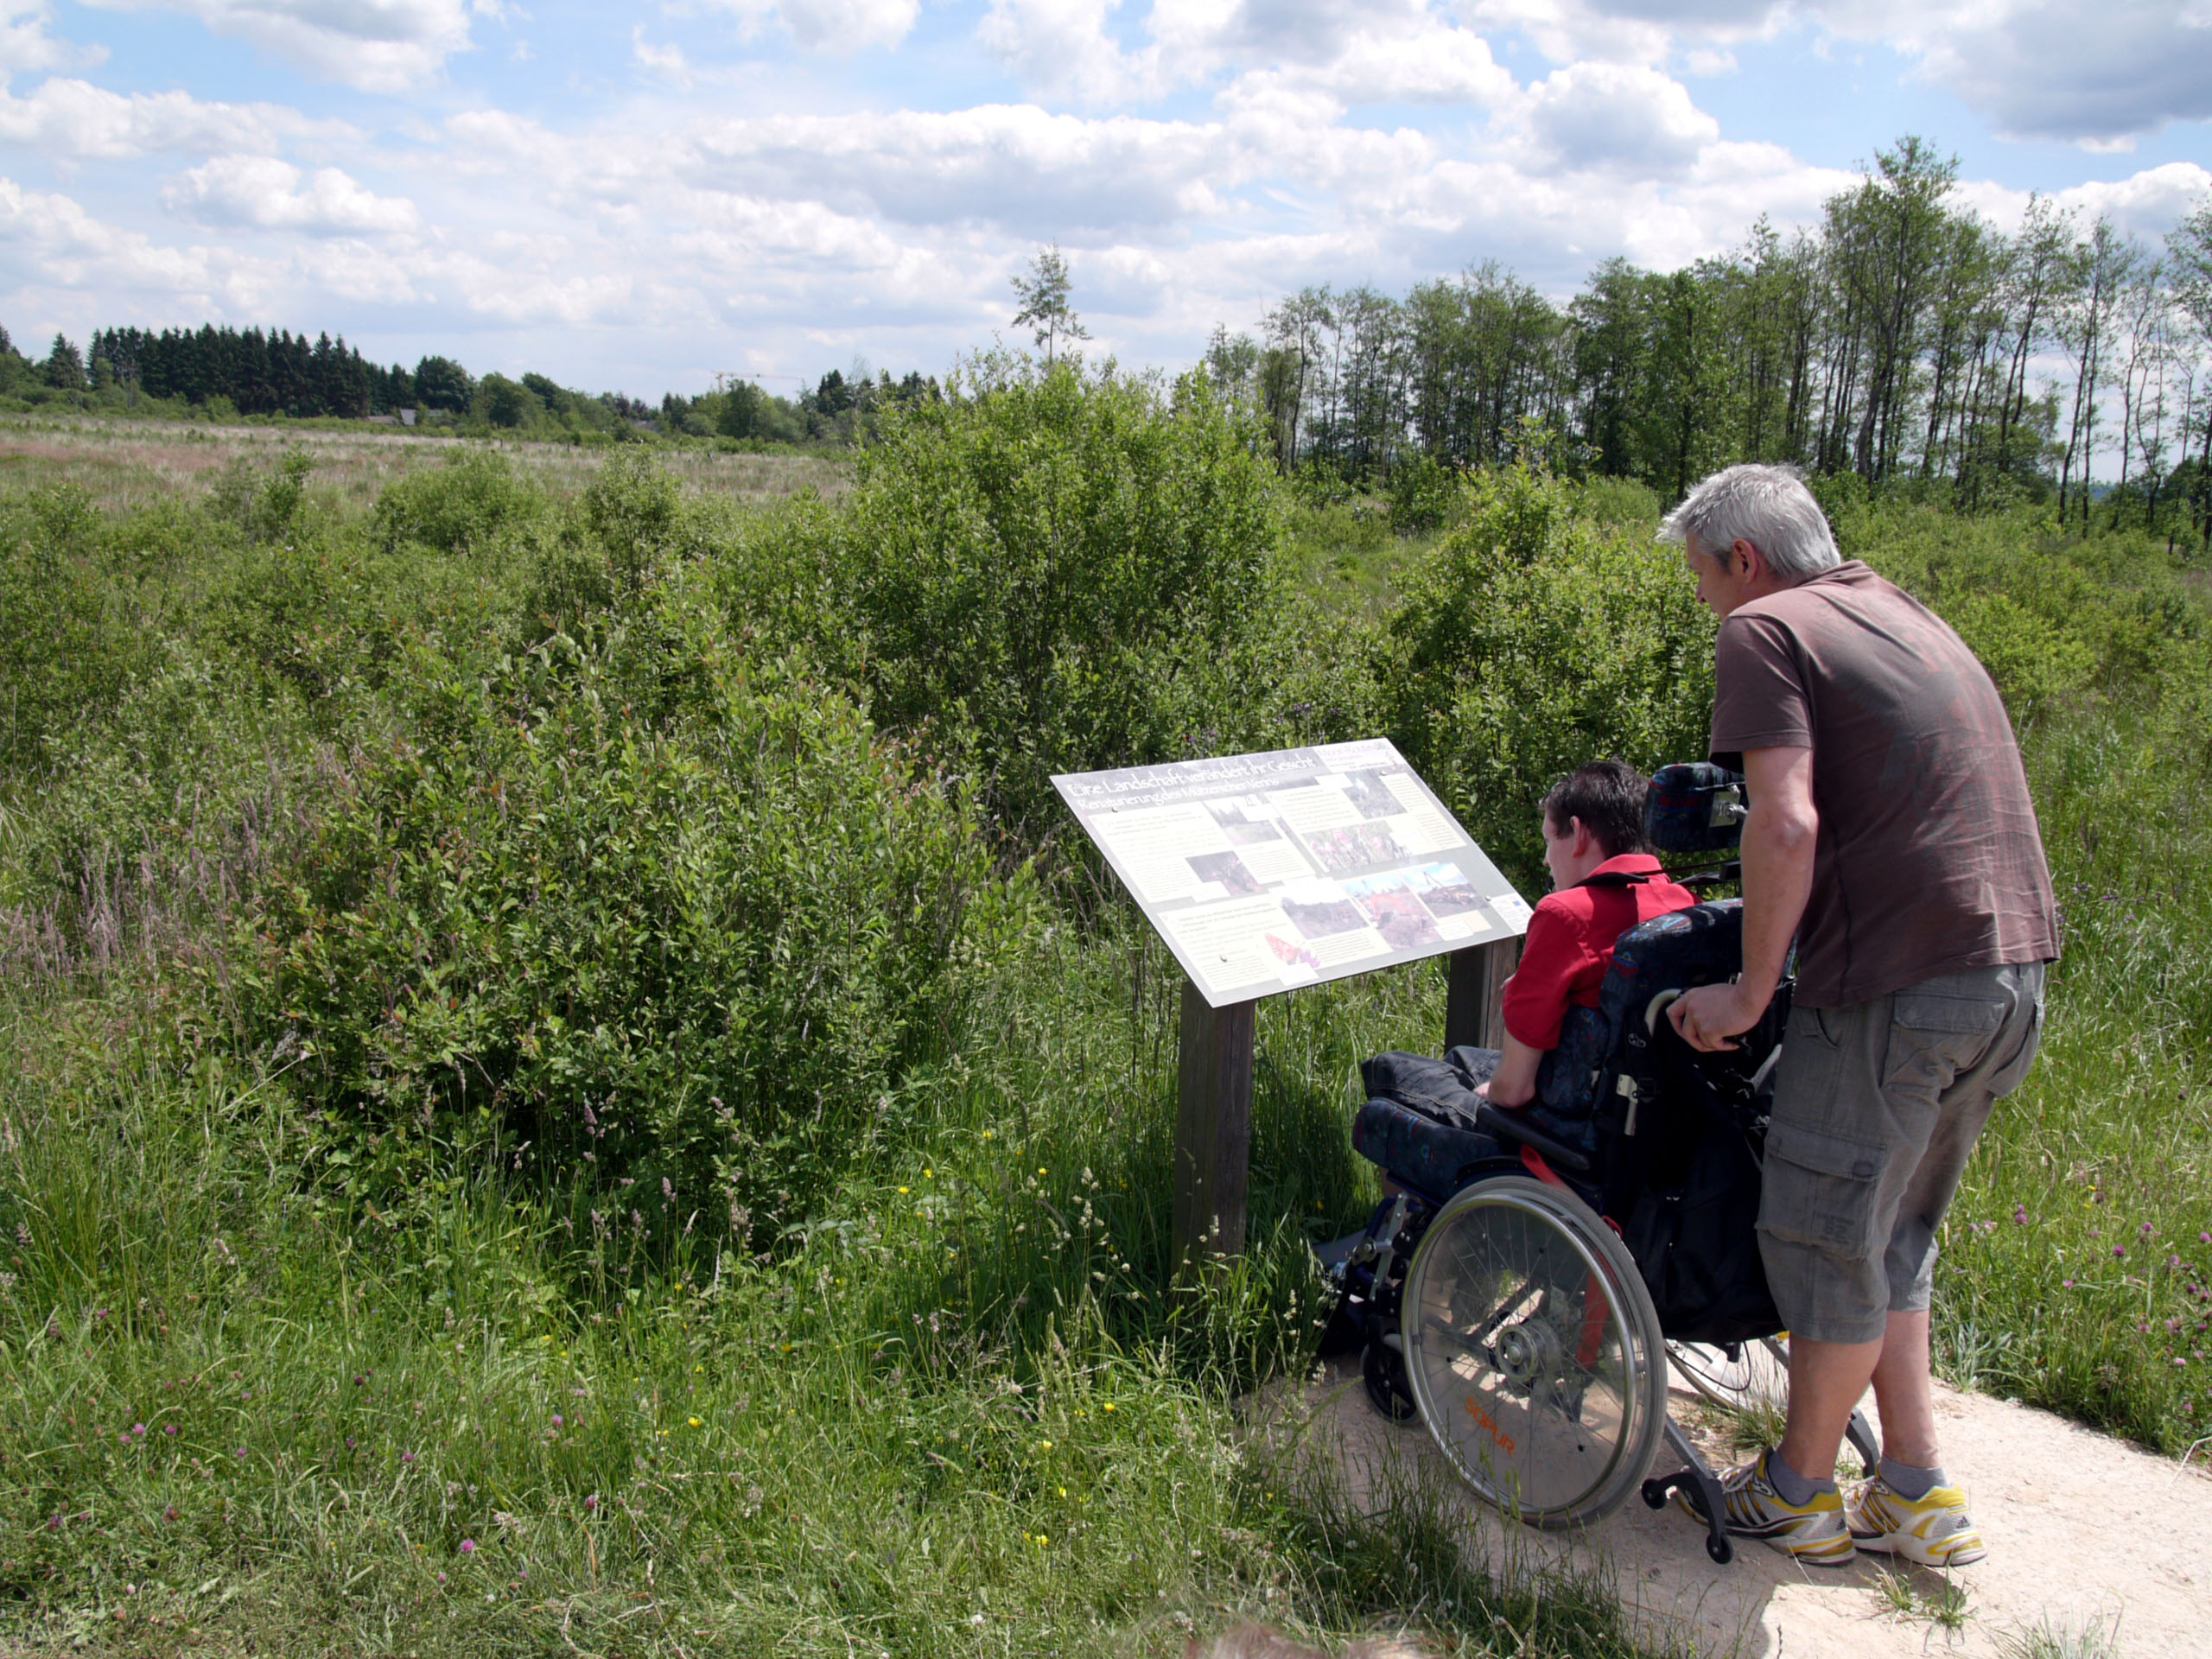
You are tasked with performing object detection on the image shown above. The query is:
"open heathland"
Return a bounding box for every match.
[1,376,2208,1656]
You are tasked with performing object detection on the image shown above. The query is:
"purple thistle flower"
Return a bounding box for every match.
[234,1447,247,1459]
[2142,1222,2155,1236]
[131,1423,146,1436]
[551,1414,563,1427]
[164,1424,177,1436]
[2013,1206,2029,1225]
[459,1538,477,1555]
[402,1451,416,1464]
[2115,1244,2127,1259]
[584,1494,599,1511]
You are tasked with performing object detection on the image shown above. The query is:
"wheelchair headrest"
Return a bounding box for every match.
[1645,762,1746,854]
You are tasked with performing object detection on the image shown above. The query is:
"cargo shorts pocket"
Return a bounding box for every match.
[1759,1121,1887,1260]
[1885,983,2007,1091]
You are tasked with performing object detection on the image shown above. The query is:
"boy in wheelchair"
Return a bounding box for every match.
[1350,760,1699,1195]
[1471,760,1698,1141]
[1330,760,1876,1560]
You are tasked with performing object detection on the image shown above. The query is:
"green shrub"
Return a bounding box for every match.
[1942,592,2097,712]
[759,361,1287,836]
[1573,474,1663,530]
[0,485,144,770]
[370,448,545,556]
[1386,452,1460,533]
[1384,464,1715,889]
[239,584,1032,1238]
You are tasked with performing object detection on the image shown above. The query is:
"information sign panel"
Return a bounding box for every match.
[1053,739,1531,1008]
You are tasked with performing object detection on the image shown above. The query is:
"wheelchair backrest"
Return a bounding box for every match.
[1531,899,1749,1125]
[1587,898,1793,1187]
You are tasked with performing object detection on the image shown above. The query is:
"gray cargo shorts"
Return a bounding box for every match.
[1758,961,2046,1345]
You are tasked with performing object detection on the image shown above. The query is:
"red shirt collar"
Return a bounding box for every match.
[1571,852,1664,888]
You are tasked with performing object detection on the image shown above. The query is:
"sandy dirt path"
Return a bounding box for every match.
[1266,1354,2210,1657]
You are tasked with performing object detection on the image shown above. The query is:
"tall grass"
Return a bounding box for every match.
[0,933,1670,1657]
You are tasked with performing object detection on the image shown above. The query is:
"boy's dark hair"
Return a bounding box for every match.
[1541,760,1651,859]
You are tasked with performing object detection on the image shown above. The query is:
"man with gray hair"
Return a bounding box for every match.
[1659,463,2056,1567]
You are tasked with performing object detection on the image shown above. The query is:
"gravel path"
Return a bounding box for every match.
[1270,1354,2210,1656]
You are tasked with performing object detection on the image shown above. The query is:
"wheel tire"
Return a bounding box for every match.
[1398,1175,1669,1529]
[1362,1339,1419,1423]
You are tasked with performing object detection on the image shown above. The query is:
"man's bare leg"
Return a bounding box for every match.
[1866,1309,1940,1469]
[1777,1332,1883,1483]
[1778,1310,1940,1480]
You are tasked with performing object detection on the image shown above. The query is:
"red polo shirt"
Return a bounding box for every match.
[1501,854,1699,1050]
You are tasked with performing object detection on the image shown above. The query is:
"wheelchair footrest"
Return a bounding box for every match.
[1642,1466,1736,1565]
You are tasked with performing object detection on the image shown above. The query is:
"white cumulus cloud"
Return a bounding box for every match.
[0,79,356,158]
[1807,0,2212,144]
[1517,60,1718,173]
[0,0,105,81]
[0,175,224,298]
[696,0,919,54]
[81,0,478,92]
[162,155,420,234]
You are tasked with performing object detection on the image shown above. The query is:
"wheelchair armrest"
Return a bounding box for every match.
[1475,1104,1592,1173]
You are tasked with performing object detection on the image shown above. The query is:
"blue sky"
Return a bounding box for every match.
[0,0,2206,399]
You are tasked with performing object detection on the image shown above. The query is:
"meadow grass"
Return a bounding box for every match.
[3,411,2209,1657]
[0,413,847,521]
[0,928,1675,1658]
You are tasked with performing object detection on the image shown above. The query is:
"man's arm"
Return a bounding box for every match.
[1669,744,1817,1052]
[1476,1032,1546,1107]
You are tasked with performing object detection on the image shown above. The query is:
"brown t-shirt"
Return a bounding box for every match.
[1710,561,2057,1007]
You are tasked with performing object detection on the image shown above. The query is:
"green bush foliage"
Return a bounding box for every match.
[1387,452,1461,533]
[0,485,138,770]
[239,595,1023,1236]
[1384,462,1715,887]
[771,361,1287,835]
[371,448,547,556]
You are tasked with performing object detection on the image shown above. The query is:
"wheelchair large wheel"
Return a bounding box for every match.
[1399,1176,1668,1529]
[1667,1337,1789,1413]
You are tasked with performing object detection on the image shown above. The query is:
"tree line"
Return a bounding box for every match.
[1205,137,2212,546]
[5,320,944,448]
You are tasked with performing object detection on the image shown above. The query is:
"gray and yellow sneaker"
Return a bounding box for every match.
[1847,1474,1989,1568]
[1675,1449,1856,1566]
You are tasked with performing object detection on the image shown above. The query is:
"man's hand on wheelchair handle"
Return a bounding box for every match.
[1668,979,1769,1052]
[1669,745,1817,1054]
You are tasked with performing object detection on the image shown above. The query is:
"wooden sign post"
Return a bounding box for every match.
[1172,984,1256,1262]
[1169,931,1523,1263]
[1445,932,1522,1052]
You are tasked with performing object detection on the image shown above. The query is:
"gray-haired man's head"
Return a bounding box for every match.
[1657,464,1840,584]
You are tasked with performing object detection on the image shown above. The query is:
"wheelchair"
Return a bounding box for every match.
[1324,765,1878,1566]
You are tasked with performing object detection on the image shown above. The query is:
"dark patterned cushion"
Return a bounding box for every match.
[1351,1096,1510,1201]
